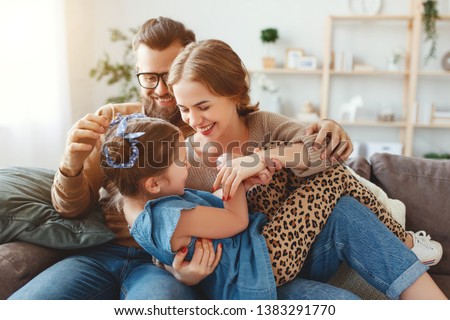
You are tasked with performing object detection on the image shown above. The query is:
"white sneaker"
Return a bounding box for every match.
[408,231,443,266]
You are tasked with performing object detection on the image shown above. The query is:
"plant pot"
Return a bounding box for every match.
[262,56,276,69]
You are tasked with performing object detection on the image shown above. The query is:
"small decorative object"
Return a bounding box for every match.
[366,142,403,159]
[353,64,375,72]
[260,28,279,69]
[285,48,304,69]
[296,56,318,70]
[378,108,395,121]
[339,96,364,122]
[442,51,450,71]
[90,27,139,103]
[387,48,404,71]
[348,0,382,15]
[422,0,440,63]
[252,73,281,113]
[297,101,319,122]
[430,104,450,124]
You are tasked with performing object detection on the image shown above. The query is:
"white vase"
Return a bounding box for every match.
[259,91,281,114]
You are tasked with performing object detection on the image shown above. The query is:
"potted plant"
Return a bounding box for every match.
[90,27,140,103]
[422,0,440,63]
[260,28,279,68]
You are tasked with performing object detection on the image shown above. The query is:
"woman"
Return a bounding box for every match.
[166,39,446,299]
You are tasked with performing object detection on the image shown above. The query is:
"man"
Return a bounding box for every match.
[10,17,358,300]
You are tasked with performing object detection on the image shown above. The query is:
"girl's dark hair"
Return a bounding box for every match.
[167,39,259,116]
[133,16,196,51]
[101,117,181,196]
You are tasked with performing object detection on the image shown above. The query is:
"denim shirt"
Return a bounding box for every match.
[130,189,276,300]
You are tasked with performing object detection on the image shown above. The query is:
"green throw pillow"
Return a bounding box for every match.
[0,166,115,249]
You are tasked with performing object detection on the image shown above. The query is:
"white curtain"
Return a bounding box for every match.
[0,0,70,170]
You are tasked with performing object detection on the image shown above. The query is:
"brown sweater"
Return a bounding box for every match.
[186,111,328,191]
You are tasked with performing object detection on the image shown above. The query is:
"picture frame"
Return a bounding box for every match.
[296,56,317,70]
[285,48,304,69]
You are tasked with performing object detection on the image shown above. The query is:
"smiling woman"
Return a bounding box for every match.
[0,0,70,169]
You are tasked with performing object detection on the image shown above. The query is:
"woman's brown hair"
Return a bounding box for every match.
[167,39,259,116]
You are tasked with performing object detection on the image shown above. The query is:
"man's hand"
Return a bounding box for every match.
[59,113,109,177]
[165,238,222,286]
[305,119,353,162]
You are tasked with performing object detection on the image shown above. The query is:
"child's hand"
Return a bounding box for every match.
[214,154,267,200]
[243,157,282,190]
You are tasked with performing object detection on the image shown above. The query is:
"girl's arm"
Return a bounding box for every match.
[170,184,249,252]
[214,144,312,200]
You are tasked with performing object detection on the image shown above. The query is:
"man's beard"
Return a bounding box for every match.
[141,93,182,126]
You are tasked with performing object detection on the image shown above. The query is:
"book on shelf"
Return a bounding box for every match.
[334,50,353,72]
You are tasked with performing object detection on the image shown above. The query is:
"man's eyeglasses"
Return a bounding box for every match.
[136,72,169,89]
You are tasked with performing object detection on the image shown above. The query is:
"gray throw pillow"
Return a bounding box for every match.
[0,167,115,249]
[370,153,450,275]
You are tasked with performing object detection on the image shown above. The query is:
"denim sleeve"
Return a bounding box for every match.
[130,198,197,265]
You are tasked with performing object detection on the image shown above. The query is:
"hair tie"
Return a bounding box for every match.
[103,113,147,168]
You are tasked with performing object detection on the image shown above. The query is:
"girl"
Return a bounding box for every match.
[102,114,277,299]
[101,113,446,300]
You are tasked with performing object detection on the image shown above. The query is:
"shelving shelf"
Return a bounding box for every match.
[331,71,410,76]
[340,121,407,128]
[253,0,449,157]
[250,68,322,75]
[414,123,450,129]
[418,71,450,77]
[329,15,413,21]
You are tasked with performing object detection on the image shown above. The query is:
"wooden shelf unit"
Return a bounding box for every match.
[251,0,449,157]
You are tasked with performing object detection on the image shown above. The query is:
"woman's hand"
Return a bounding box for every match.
[305,119,353,162]
[165,238,222,286]
[59,113,109,177]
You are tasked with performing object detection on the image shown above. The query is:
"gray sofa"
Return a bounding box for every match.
[1,153,449,299]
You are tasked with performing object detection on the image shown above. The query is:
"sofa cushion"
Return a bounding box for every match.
[0,241,66,299]
[370,153,450,276]
[346,156,372,180]
[0,167,115,249]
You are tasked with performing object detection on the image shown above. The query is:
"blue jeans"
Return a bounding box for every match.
[9,196,425,300]
[8,243,201,299]
[296,196,428,299]
[8,242,356,300]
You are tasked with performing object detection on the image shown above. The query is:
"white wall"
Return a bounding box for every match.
[65,0,449,157]
[66,0,411,117]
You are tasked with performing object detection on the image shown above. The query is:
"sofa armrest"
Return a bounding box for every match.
[0,242,66,299]
[370,153,450,276]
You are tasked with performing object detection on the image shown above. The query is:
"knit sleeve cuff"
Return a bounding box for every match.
[291,133,333,177]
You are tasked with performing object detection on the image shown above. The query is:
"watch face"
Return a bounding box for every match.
[348,0,382,15]
[442,52,450,71]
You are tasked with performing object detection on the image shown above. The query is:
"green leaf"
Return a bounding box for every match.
[422,0,440,63]
[260,28,279,43]
[90,26,140,103]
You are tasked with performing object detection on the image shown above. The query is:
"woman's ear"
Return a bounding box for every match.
[143,177,162,194]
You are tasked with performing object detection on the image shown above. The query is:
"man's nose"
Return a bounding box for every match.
[154,79,169,96]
